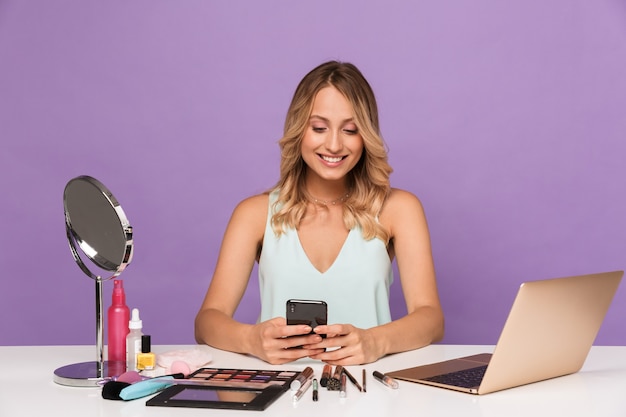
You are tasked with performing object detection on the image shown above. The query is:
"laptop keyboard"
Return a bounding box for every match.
[423,365,487,388]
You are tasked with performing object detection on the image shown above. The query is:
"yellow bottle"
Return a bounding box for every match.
[136,335,156,371]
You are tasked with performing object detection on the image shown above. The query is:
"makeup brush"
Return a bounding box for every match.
[101,373,186,401]
[102,381,132,400]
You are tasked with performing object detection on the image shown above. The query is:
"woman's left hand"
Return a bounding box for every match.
[303,324,382,365]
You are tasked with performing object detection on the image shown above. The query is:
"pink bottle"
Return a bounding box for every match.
[107,280,130,364]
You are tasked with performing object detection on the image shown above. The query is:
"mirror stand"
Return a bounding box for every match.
[52,280,122,387]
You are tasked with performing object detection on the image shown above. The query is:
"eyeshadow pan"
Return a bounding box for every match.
[184,368,301,390]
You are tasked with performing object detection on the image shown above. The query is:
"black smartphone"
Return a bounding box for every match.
[286,299,327,338]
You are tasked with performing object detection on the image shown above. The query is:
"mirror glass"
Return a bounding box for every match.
[54,175,134,387]
[64,176,133,279]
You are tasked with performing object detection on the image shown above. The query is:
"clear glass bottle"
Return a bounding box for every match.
[126,308,143,372]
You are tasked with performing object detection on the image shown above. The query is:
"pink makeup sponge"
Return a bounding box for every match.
[116,371,143,383]
[170,360,191,377]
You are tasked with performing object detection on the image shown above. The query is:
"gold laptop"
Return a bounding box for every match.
[388,270,623,395]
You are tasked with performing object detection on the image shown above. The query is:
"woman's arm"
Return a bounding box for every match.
[194,193,326,363]
[194,194,268,353]
[373,188,444,353]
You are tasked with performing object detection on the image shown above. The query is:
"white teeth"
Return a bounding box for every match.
[321,155,343,163]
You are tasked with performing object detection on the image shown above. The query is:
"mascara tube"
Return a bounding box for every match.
[290,366,314,391]
[293,377,313,402]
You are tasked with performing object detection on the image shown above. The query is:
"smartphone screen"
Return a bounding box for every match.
[286,299,327,337]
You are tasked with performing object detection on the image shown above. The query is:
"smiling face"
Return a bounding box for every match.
[300,86,364,188]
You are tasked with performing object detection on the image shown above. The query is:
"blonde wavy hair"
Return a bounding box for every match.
[271,61,393,243]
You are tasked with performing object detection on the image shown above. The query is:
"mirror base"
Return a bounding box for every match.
[53,360,126,387]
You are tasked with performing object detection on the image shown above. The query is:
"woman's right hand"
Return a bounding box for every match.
[249,317,325,364]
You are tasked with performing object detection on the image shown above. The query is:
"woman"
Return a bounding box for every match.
[195,61,444,365]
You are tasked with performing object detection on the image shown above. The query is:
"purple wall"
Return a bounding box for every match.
[1,1,625,347]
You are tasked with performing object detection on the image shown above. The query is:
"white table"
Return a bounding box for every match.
[1,344,625,416]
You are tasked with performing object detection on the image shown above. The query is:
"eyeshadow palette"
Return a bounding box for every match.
[146,368,301,411]
[186,367,300,390]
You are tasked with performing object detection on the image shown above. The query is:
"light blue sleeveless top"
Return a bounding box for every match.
[258,190,393,329]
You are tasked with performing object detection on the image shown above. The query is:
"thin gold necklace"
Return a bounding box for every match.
[310,192,350,206]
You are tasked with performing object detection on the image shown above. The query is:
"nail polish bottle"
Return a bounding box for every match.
[136,335,156,371]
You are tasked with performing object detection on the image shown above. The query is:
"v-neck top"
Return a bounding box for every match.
[258,190,393,329]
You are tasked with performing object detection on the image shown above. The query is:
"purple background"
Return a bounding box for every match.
[1,1,625,347]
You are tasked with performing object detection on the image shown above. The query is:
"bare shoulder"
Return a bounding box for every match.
[228,192,269,232]
[234,193,269,214]
[379,188,428,234]
[381,188,426,214]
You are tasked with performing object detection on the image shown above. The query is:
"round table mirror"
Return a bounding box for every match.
[53,175,134,387]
